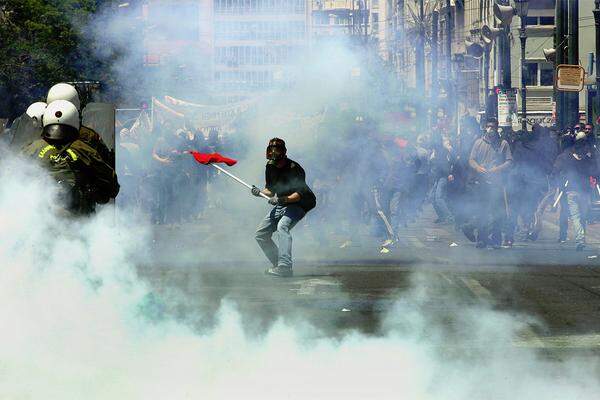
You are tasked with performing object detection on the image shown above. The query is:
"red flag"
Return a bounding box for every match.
[189,151,237,166]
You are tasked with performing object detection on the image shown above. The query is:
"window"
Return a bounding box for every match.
[372,13,378,33]
[525,16,538,25]
[540,63,554,86]
[525,16,555,26]
[525,62,554,86]
[525,63,538,86]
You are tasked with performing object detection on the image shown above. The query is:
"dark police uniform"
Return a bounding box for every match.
[22,138,119,215]
[80,125,114,167]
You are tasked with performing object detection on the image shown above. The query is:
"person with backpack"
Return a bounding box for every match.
[252,138,316,277]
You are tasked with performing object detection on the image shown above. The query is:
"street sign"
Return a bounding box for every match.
[497,89,517,127]
[556,64,585,92]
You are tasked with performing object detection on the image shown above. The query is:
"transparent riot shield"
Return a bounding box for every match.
[82,102,116,169]
[7,113,41,150]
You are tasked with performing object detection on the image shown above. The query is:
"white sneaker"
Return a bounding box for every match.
[381,239,394,247]
[339,240,352,249]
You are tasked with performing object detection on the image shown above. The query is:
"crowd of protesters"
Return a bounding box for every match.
[308,113,600,251]
[116,116,247,224]
[117,107,600,251]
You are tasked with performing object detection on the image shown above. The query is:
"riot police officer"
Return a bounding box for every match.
[46,83,113,167]
[25,102,47,129]
[22,100,119,215]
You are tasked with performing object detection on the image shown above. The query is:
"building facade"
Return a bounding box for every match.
[310,0,380,40]
[213,0,309,101]
[140,0,309,102]
[459,0,594,126]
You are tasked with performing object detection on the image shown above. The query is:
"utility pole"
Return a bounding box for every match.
[499,0,512,89]
[516,0,529,132]
[397,0,405,87]
[364,0,369,42]
[432,10,439,125]
[416,0,425,95]
[554,0,567,130]
[595,0,600,125]
[351,0,355,37]
[568,0,579,127]
[519,23,527,131]
[445,0,453,123]
[445,0,451,75]
[484,45,491,103]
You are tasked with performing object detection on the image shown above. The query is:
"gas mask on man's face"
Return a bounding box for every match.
[485,125,499,140]
[266,138,287,165]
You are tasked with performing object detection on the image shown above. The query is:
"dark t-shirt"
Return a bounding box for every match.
[265,158,316,212]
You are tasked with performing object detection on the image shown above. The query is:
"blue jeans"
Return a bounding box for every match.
[432,177,451,221]
[566,191,587,244]
[255,204,305,269]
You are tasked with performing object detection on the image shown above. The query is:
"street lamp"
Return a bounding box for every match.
[515,0,529,132]
[594,1,600,127]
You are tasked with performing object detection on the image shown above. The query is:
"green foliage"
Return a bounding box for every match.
[0,0,110,119]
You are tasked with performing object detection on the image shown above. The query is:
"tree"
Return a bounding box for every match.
[0,0,111,120]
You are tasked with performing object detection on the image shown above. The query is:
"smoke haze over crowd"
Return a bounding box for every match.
[2,2,600,398]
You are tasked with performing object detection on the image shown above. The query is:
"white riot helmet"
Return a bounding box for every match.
[46,83,81,111]
[42,100,80,143]
[25,102,47,127]
[575,130,587,141]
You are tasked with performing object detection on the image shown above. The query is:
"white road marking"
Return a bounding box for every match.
[457,279,549,348]
[514,326,545,348]
[514,333,600,349]
[439,272,454,285]
[460,277,492,301]
[458,278,545,347]
[290,278,341,296]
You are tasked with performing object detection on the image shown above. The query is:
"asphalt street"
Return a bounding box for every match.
[139,205,600,359]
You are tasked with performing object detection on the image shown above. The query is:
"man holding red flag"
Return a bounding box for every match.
[252,138,316,277]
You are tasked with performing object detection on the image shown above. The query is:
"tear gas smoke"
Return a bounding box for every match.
[0,5,583,399]
[0,149,599,399]
[88,4,410,266]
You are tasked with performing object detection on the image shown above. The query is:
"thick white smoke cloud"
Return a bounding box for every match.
[0,151,599,399]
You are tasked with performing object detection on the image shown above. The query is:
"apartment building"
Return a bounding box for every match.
[461,0,595,125]
[140,0,309,102]
[213,0,309,101]
[142,0,214,98]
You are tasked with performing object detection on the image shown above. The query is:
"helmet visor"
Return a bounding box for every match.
[43,124,78,143]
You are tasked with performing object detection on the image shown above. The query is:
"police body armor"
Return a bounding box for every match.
[36,142,96,214]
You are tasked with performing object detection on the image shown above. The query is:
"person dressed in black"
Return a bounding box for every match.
[252,138,316,277]
[552,130,597,250]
